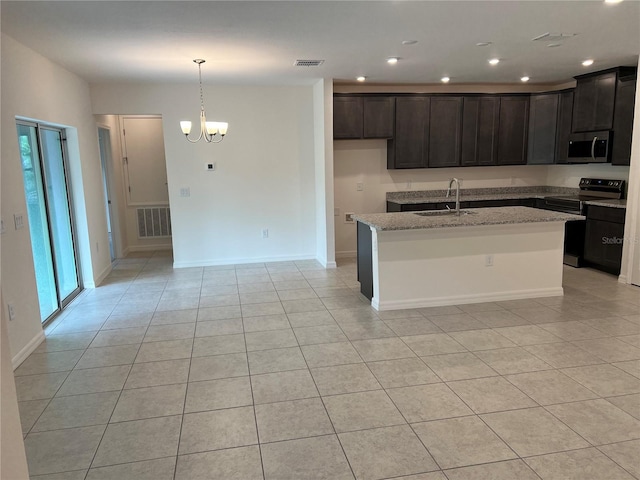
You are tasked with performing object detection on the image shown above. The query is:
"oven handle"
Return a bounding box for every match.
[591,136,597,160]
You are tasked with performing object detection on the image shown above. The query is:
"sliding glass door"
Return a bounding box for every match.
[17,122,81,323]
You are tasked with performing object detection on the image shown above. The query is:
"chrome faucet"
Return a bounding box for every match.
[446,178,461,215]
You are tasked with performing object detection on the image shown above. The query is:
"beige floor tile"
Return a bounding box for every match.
[135,339,193,363]
[242,314,290,332]
[383,317,441,336]
[323,390,405,433]
[598,440,640,479]
[87,457,176,480]
[427,313,488,332]
[185,377,252,413]
[538,321,609,341]
[56,365,130,397]
[36,332,96,353]
[197,305,242,321]
[245,329,298,351]
[352,337,416,361]
[248,346,307,374]
[572,338,640,362]
[89,327,146,347]
[614,359,640,378]
[494,325,562,346]
[339,425,438,479]
[194,318,243,337]
[523,342,603,368]
[179,407,257,454]
[255,397,334,443]
[340,321,397,341]
[387,383,472,422]
[400,334,467,356]
[175,446,263,480]
[481,407,589,457]
[444,459,539,480]
[311,363,381,395]
[286,310,336,328]
[301,342,363,368]
[125,359,190,389]
[546,399,640,445]
[367,358,440,388]
[561,364,640,396]
[448,329,516,351]
[18,399,49,433]
[15,350,83,376]
[251,369,318,404]
[24,425,105,476]
[33,391,119,431]
[111,383,187,422]
[189,353,249,381]
[606,393,640,419]
[449,376,537,414]
[261,435,353,480]
[294,324,348,345]
[475,346,552,374]
[192,333,246,357]
[15,372,68,401]
[505,370,599,405]
[525,447,635,480]
[422,352,497,381]
[75,344,139,369]
[469,310,530,328]
[412,416,516,469]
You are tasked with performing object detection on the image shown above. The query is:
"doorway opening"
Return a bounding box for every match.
[16,121,82,323]
[98,127,116,262]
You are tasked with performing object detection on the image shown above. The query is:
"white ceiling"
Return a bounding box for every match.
[1,1,639,86]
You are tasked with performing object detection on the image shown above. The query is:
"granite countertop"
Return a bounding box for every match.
[386,186,579,205]
[583,199,627,209]
[354,206,584,231]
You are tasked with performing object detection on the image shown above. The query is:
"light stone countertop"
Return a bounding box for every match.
[583,199,627,209]
[386,186,578,205]
[354,206,584,231]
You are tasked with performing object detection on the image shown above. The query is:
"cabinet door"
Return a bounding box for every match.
[497,96,529,165]
[584,219,624,274]
[428,97,463,167]
[555,90,574,164]
[612,77,637,166]
[462,97,500,166]
[572,72,616,132]
[333,96,363,139]
[527,94,559,164]
[363,97,394,138]
[387,97,430,169]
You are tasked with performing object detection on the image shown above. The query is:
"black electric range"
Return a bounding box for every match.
[537,178,625,266]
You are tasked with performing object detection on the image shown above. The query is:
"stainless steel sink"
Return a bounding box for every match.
[414,210,478,217]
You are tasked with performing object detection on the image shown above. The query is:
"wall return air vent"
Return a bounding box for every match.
[295,59,325,67]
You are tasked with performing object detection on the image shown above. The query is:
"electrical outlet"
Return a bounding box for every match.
[180,187,191,197]
[262,228,269,239]
[206,162,216,171]
[356,182,364,191]
[334,208,340,217]
[14,214,24,230]
[7,303,16,321]
[485,254,494,267]
[345,212,355,223]
[0,219,5,234]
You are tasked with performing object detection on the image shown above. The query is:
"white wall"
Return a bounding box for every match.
[1,34,111,362]
[91,83,318,267]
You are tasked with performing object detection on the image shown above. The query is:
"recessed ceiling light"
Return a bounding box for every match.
[387,57,399,65]
[582,59,594,66]
[521,76,530,82]
[605,0,623,4]
[402,40,418,45]
[488,58,500,65]
[476,42,492,47]
[441,77,450,83]
[356,76,366,82]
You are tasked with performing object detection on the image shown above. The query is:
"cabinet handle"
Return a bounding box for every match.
[591,136,598,160]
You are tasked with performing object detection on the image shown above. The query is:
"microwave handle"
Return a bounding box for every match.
[591,136,598,160]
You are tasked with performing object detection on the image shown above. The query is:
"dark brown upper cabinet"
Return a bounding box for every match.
[497,96,530,165]
[387,97,430,169]
[461,97,500,166]
[572,71,617,132]
[428,97,463,167]
[611,73,637,166]
[363,97,395,138]
[527,93,559,165]
[555,90,574,164]
[333,96,363,139]
[333,95,395,139]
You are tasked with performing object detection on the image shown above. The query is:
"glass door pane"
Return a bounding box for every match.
[40,128,80,303]
[16,124,59,321]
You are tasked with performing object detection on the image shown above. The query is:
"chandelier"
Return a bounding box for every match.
[179,59,228,143]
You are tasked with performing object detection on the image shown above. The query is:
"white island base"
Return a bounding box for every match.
[369,222,565,311]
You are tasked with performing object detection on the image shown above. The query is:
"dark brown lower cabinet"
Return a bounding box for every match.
[583,206,626,274]
[357,221,373,300]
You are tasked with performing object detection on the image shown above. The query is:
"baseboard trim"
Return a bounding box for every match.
[87,262,113,288]
[173,254,317,269]
[335,250,357,259]
[127,245,173,253]
[618,274,628,284]
[372,287,564,311]
[12,330,46,369]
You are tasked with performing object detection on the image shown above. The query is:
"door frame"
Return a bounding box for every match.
[97,124,122,261]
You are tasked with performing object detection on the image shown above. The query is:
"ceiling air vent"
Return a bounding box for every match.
[295,59,325,67]
[531,32,577,42]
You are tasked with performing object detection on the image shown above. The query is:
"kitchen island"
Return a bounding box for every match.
[354,207,583,311]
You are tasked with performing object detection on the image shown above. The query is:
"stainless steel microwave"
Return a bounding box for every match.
[567,131,611,163]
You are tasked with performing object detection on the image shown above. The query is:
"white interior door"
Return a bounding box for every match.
[121,116,169,205]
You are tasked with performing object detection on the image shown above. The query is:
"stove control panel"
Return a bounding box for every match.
[579,178,625,193]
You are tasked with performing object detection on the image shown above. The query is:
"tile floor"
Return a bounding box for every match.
[15,252,640,479]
